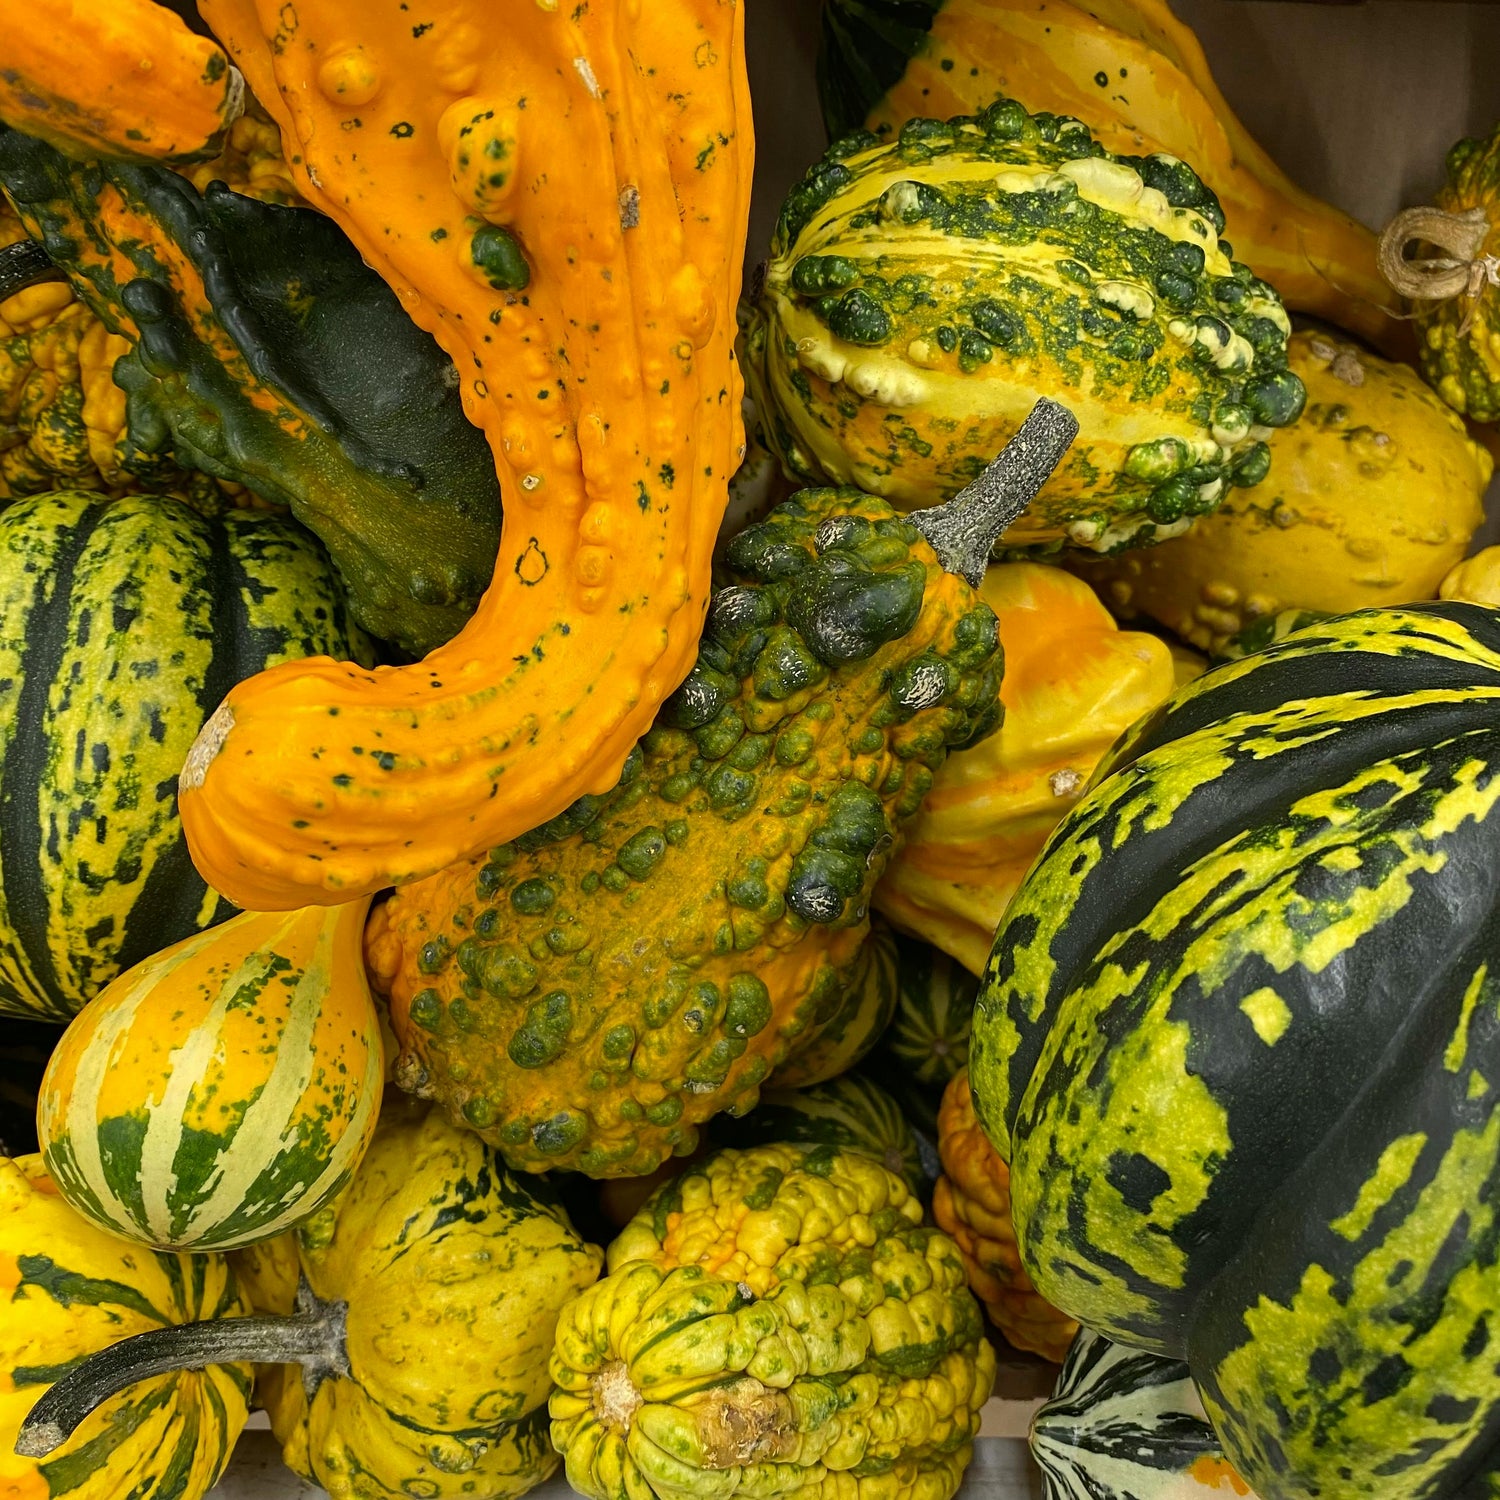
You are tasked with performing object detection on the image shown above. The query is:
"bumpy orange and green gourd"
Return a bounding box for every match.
[0,490,370,1022]
[365,484,1007,1177]
[877,561,1179,973]
[38,901,383,1250]
[174,0,754,909]
[933,1068,1076,1361]
[19,1099,603,1500]
[745,99,1304,552]
[818,0,1404,357]
[550,1143,996,1500]
[1,1153,252,1500]
[1074,329,1492,653]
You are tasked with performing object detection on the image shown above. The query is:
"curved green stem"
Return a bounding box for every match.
[0,238,65,302]
[15,1292,347,1460]
[912,396,1079,586]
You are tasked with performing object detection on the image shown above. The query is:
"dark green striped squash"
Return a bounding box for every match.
[972,603,1500,1500]
[712,1070,930,1194]
[0,490,370,1022]
[1032,1329,1254,1499]
[884,929,978,1086]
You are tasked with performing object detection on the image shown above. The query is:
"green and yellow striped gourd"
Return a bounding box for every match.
[38,901,383,1250]
[971,603,1500,1500]
[0,490,370,1021]
[745,99,1304,552]
[550,1143,995,1500]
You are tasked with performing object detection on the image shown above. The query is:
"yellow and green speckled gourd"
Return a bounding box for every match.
[550,1143,996,1500]
[1380,124,1500,422]
[2,1153,253,1500]
[17,1099,604,1500]
[1073,328,1493,654]
[365,406,1079,1178]
[37,901,383,1251]
[745,98,1304,553]
[876,561,1180,973]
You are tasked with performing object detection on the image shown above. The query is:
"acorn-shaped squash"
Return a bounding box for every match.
[745,99,1304,552]
[550,1143,995,1500]
[1073,329,1492,654]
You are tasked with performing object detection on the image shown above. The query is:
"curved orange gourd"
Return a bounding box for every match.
[863,0,1405,357]
[180,0,753,908]
[0,0,243,163]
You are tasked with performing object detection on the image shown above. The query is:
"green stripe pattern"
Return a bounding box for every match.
[0,490,367,1021]
[970,603,1500,1500]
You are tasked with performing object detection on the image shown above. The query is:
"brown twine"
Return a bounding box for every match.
[1377,205,1497,336]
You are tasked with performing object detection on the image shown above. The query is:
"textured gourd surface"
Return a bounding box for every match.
[550,1144,995,1500]
[180,0,753,909]
[1031,1330,1253,1499]
[0,0,241,164]
[235,1099,603,1500]
[0,1154,252,1500]
[766,917,899,1088]
[971,604,1500,1500]
[0,131,503,654]
[0,491,368,1022]
[745,99,1304,552]
[1413,127,1500,421]
[932,1069,1076,1360]
[365,488,1003,1177]
[878,561,1177,972]
[1442,545,1500,608]
[713,1072,927,1195]
[38,902,383,1251]
[819,0,1402,357]
[1074,330,1492,654]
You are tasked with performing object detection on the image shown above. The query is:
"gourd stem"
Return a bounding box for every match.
[911,397,1080,586]
[15,1305,347,1460]
[1377,205,1493,301]
[0,238,65,302]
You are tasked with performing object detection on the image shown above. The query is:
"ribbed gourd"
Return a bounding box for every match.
[876,561,1179,972]
[970,604,1500,1500]
[745,98,1304,553]
[37,902,383,1250]
[364,478,1010,1177]
[1073,329,1492,654]
[0,490,369,1022]
[1032,1330,1257,1499]
[1,1153,252,1500]
[17,1100,604,1500]
[549,1143,996,1500]
[765,917,900,1089]
[932,1068,1076,1360]
[0,129,504,654]
[817,0,1403,356]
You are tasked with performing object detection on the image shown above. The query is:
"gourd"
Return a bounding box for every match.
[17,1099,604,1500]
[877,563,1179,972]
[0,0,243,164]
[1074,329,1492,654]
[0,490,369,1022]
[0,129,503,654]
[170,0,756,909]
[764,916,899,1088]
[1,1153,252,1500]
[365,405,1077,1177]
[712,1070,929,1194]
[1032,1329,1257,1499]
[549,1143,996,1500]
[970,603,1500,1500]
[1379,125,1500,421]
[745,99,1304,553]
[819,0,1404,356]
[37,901,383,1250]
[1442,545,1500,607]
[933,1068,1075,1360]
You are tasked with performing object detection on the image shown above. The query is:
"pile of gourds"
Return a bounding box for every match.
[1,2,1499,1500]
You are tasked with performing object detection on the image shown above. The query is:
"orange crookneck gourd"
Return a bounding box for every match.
[169,0,753,909]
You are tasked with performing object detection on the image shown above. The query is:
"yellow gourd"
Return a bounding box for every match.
[1073,329,1492,655]
[1442,546,1500,607]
